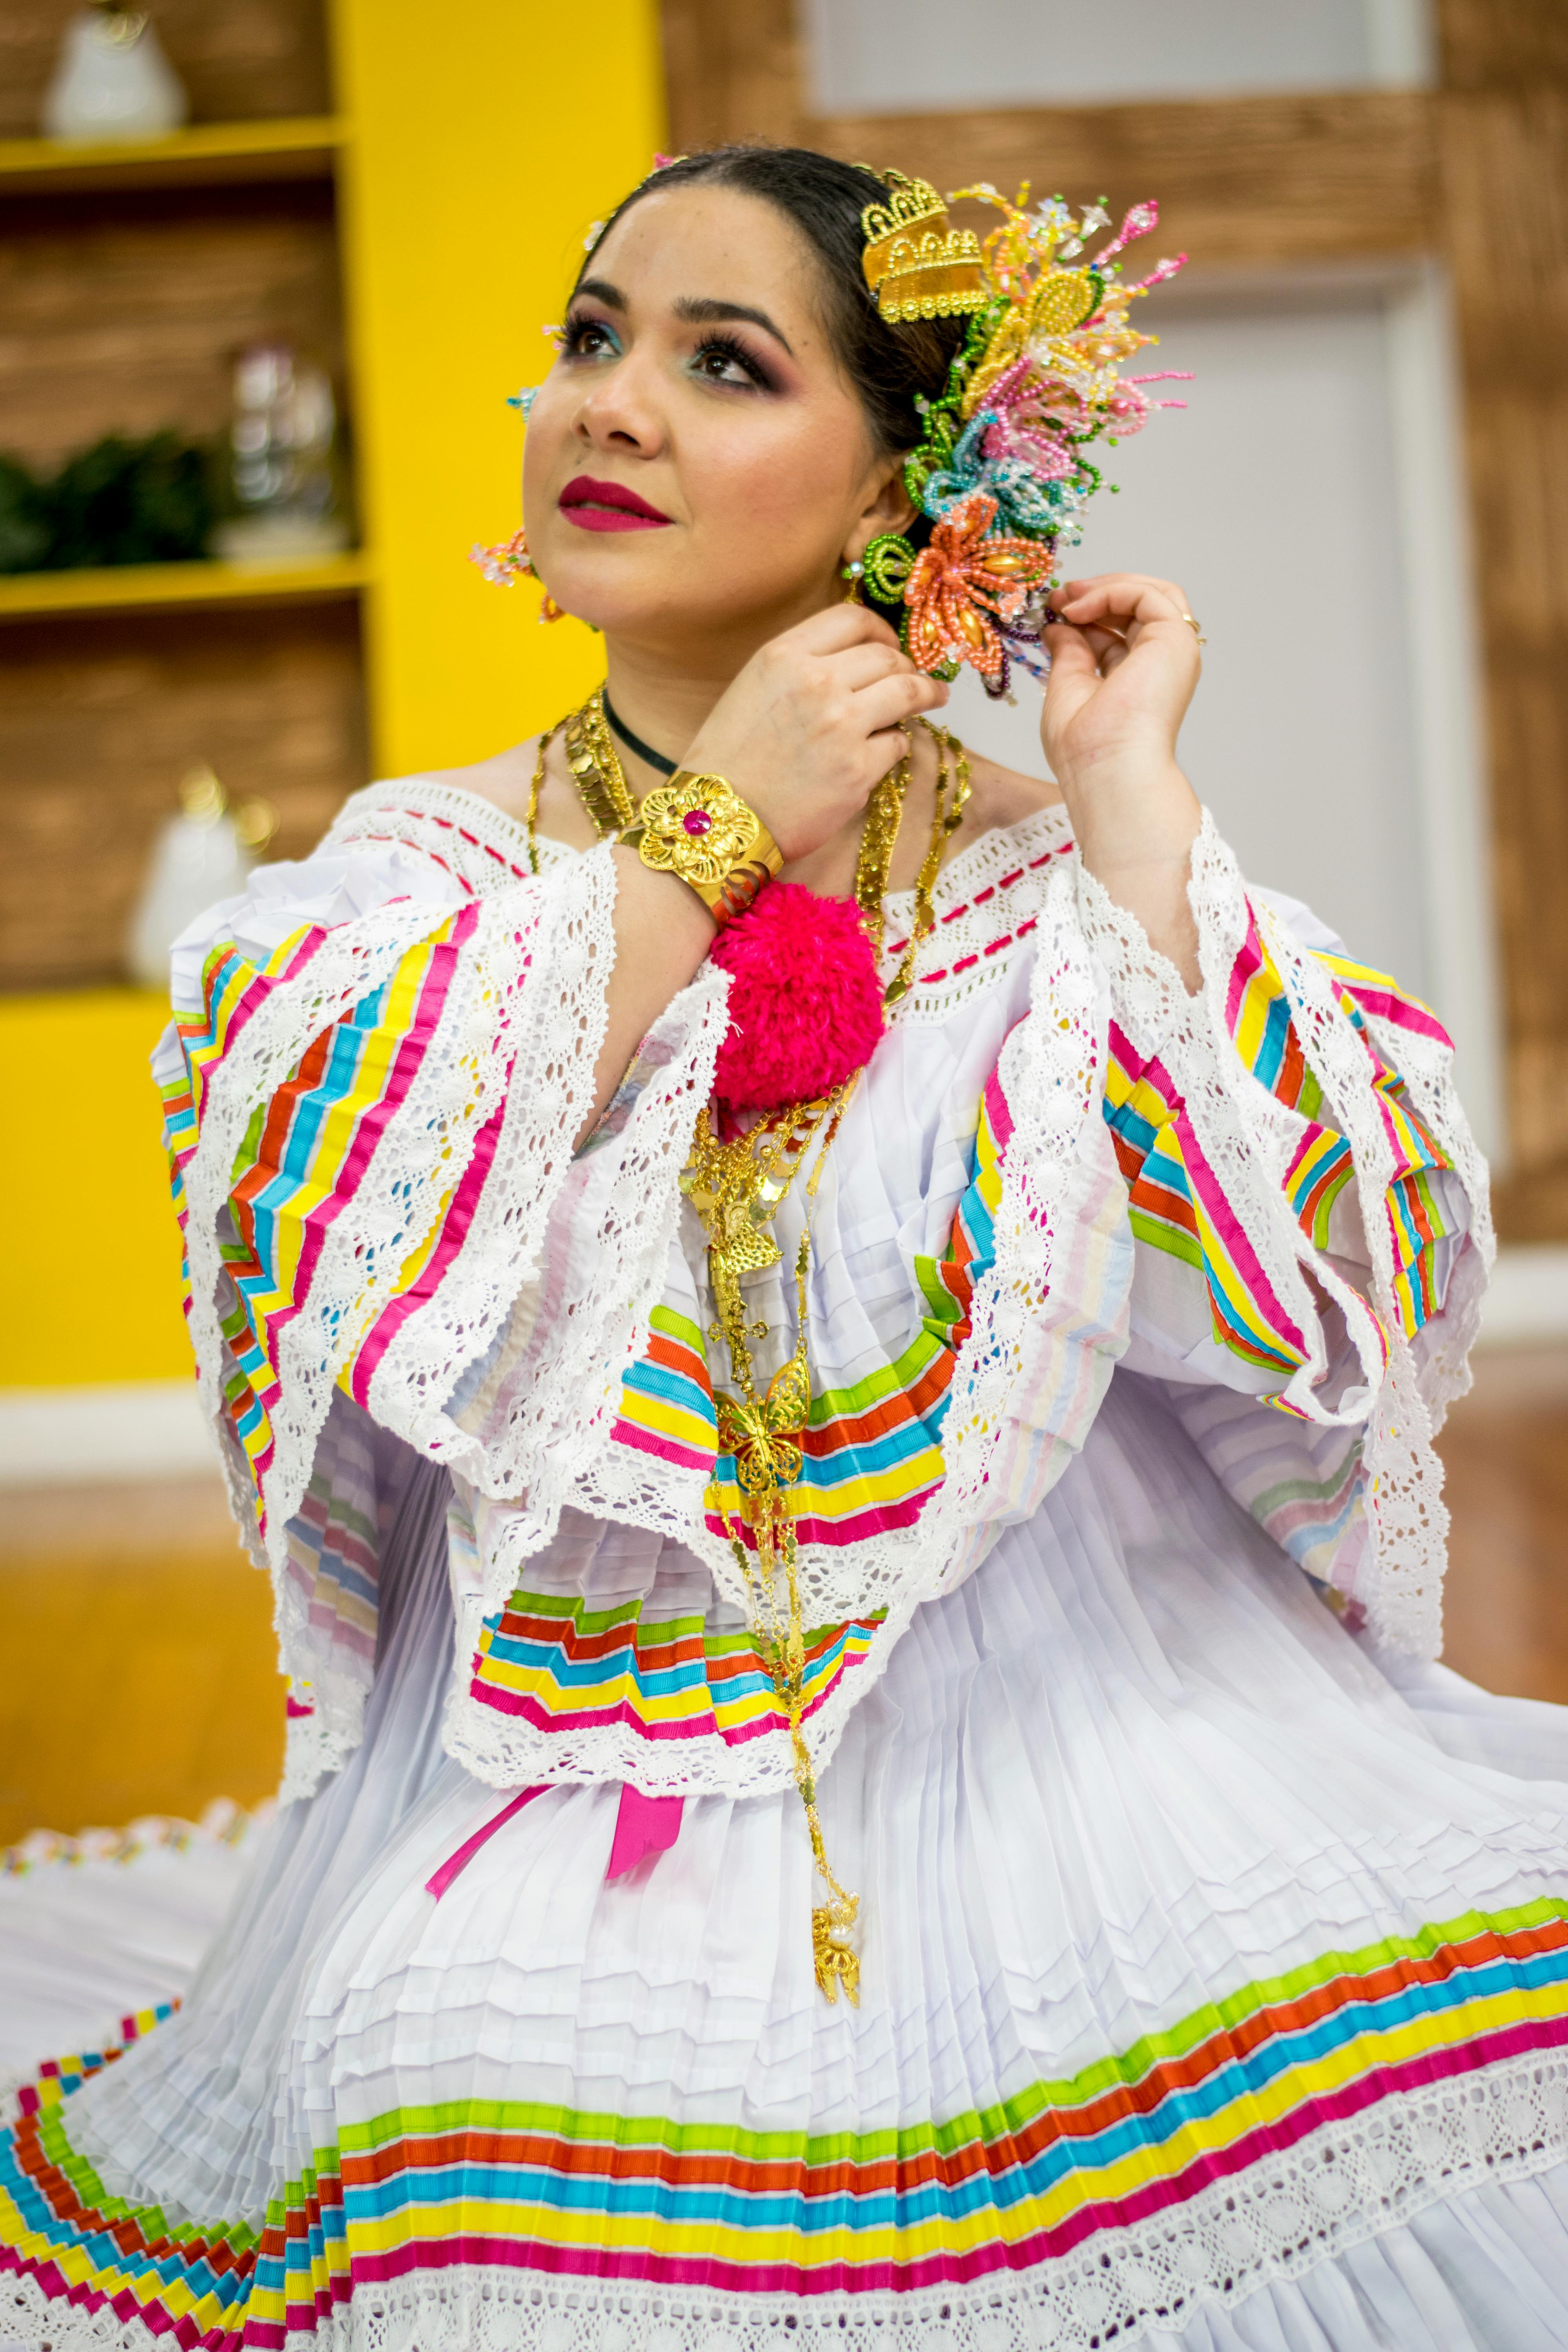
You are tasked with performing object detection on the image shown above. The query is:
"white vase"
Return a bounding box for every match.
[126,775,253,991]
[42,9,188,144]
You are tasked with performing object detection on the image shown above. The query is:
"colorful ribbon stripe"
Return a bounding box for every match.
[8,1903,1568,2342]
[470,1585,886,1752]
[1103,908,1462,1381]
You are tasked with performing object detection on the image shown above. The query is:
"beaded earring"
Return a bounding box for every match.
[469,525,533,586]
[469,385,565,612]
[840,557,866,604]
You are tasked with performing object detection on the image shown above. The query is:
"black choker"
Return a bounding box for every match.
[601,687,679,779]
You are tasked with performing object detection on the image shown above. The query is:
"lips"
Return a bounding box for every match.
[559,475,673,532]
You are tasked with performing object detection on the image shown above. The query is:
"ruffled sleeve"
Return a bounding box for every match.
[748,804,1486,1671]
[152,791,728,1797]
[1077,812,1490,1651]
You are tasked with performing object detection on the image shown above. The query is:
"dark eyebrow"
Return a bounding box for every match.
[674,294,795,357]
[573,278,796,360]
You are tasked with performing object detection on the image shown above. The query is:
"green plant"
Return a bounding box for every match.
[0,432,216,572]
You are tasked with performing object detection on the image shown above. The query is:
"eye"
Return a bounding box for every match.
[690,331,772,391]
[559,311,619,361]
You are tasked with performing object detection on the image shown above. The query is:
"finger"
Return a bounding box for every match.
[829,639,918,693]
[1040,623,1101,691]
[865,725,916,783]
[1055,588,1184,630]
[1053,575,1189,628]
[853,668,950,735]
[1063,614,1131,652]
[1040,628,1100,728]
[788,602,901,656]
[1089,636,1132,677]
[1054,570,1190,606]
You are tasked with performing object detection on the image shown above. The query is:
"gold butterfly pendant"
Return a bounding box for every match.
[715,1344,811,1504]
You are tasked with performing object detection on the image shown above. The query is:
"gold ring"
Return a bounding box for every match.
[1181,611,1207,646]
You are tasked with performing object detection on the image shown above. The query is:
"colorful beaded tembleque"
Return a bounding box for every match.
[860,177,1190,699]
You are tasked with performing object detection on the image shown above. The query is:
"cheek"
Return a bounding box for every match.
[688,407,864,552]
[520,392,566,512]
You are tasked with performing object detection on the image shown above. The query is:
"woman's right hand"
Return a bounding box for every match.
[679,604,949,863]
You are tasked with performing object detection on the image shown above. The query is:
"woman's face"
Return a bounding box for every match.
[522,183,909,662]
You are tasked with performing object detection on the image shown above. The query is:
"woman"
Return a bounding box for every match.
[7,143,1568,2352]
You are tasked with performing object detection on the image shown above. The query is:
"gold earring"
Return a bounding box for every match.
[841,558,866,604]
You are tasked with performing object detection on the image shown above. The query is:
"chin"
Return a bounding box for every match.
[543,557,750,647]
[531,529,677,632]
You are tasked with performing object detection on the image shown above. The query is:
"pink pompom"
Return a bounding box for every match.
[709,882,885,1113]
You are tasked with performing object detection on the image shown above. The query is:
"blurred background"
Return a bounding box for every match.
[2,0,1566,1847]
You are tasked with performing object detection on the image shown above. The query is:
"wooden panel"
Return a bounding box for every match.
[812,91,1439,268]
[660,0,805,151]
[0,183,342,471]
[1436,80,1568,1220]
[1437,0,1568,92]
[1437,1346,1568,1703]
[0,601,365,990]
[1494,1160,1568,1243]
[659,4,1437,262]
[0,0,330,140]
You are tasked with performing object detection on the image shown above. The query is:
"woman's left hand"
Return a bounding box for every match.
[1040,571,1201,798]
[1040,570,1206,989]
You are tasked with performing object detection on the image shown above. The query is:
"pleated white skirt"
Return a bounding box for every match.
[11,1371,1568,2352]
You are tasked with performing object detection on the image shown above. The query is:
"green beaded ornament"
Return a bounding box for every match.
[861,531,917,604]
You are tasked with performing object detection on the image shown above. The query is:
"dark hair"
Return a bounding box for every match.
[573,145,967,460]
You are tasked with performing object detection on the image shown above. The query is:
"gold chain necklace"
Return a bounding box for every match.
[543,684,971,2003]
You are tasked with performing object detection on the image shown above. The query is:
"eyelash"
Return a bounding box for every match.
[557,312,774,392]
[688,328,773,391]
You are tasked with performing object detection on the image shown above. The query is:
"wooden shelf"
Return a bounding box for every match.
[0,116,345,196]
[0,552,372,621]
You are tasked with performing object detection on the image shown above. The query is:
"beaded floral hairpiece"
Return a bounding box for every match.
[860,177,1189,699]
[471,171,1187,684]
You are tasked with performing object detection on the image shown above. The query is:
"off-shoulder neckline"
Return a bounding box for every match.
[334,770,1074,907]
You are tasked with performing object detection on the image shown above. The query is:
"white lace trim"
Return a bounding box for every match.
[177,851,664,1797]
[411,812,1488,1798]
[328,773,1075,1014]
[180,890,478,1530]
[431,850,1123,1800]
[439,851,1127,1800]
[878,797,1075,1020]
[8,2051,1566,2352]
[323,775,543,894]
[178,788,1480,1798]
[1076,811,1488,1657]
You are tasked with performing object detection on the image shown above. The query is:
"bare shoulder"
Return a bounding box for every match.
[422,731,603,851]
[946,737,1065,855]
[420,736,543,826]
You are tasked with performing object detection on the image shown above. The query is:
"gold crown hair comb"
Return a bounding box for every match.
[860,171,987,323]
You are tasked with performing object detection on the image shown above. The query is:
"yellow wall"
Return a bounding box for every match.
[0,990,188,1387]
[332,0,666,777]
[3,4,665,1393]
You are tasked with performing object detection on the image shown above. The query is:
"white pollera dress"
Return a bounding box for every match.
[8,776,1568,2352]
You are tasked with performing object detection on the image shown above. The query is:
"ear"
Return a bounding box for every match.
[844,452,917,564]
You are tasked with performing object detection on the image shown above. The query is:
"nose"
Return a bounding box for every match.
[573,348,667,461]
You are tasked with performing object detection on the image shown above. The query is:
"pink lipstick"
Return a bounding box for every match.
[559,475,673,532]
